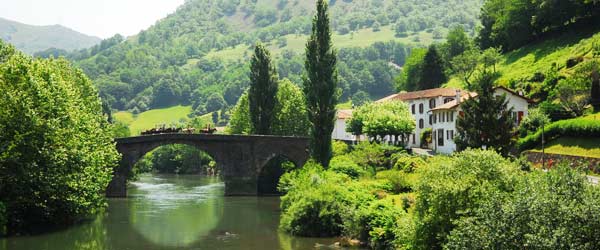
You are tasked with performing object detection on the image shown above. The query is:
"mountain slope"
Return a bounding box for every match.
[69,0,483,115]
[0,17,101,54]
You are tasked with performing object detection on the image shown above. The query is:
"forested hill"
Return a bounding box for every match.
[0,18,101,54]
[68,0,483,115]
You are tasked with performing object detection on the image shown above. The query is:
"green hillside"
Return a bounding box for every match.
[531,137,600,159]
[67,0,483,116]
[0,17,100,54]
[113,105,217,135]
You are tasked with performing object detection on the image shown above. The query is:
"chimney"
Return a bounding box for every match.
[456,89,462,104]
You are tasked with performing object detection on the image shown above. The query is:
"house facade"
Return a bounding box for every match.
[430,86,532,154]
[332,109,357,141]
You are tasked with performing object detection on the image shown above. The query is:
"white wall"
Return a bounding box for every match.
[332,118,356,141]
[431,110,458,154]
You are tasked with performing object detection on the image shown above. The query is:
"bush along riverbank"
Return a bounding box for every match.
[278,142,600,249]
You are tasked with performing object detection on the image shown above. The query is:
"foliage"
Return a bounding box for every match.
[349,142,405,171]
[375,170,412,193]
[351,90,371,107]
[347,101,415,141]
[395,48,427,91]
[227,79,309,136]
[420,128,432,147]
[149,145,213,174]
[442,26,473,62]
[111,121,131,138]
[332,140,350,156]
[249,43,279,135]
[517,114,600,151]
[455,72,515,156]
[330,155,366,179]
[278,161,374,237]
[0,201,5,235]
[412,149,520,250]
[419,45,447,89]
[478,0,600,51]
[518,108,550,137]
[344,199,405,250]
[393,154,426,173]
[445,164,600,250]
[0,42,119,234]
[303,0,338,168]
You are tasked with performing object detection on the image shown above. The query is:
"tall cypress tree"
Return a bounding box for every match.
[303,0,338,168]
[455,72,514,156]
[419,45,447,90]
[591,68,600,111]
[249,43,279,135]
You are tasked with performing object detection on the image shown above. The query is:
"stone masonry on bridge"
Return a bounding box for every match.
[106,134,310,197]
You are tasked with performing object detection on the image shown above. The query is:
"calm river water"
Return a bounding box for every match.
[0,174,343,250]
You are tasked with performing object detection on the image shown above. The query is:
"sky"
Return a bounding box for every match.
[0,0,185,39]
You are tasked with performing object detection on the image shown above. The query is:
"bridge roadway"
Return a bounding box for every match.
[106,133,310,197]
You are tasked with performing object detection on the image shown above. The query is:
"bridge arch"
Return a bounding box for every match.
[106,134,310,197]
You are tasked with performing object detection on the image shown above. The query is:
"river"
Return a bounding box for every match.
[0,174,343,250]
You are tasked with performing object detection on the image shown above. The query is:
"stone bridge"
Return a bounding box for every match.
[106,134,311,197]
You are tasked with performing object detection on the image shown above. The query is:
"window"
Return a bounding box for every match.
[433,113,437,124]
[447,130,454,140]
[429,114,433,125]
[518,111,524,125]
[444,98,454,104]
[419,119,424,129]
[441,112,446,122]
[411,104,415,114]
[449,111,454,122]
[419,103,424,114]
[437,129,444,146]
[429,99,436,109]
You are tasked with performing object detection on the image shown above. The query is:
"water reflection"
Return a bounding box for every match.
[0,174,340,250]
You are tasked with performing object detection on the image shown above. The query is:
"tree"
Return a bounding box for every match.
[249,43,279,135]
[395,48,426,91]
[303,0,339,168]
[0,42,119,234]
[360,101,415,144]
[589,62,600,111]
[450,49,480,89]
[228,79,309,136]
[443,26,472,62]
[351,90,371,107]
[418,45,447,90]
[480,47,502,73]
[206,93,227,113]
[455,72,515,156]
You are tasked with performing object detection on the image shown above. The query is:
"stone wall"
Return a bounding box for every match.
[524,151,600,172]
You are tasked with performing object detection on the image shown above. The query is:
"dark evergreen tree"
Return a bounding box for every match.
[248,43,279,135]
[455,72,514,156]
[418,45,447,90]
[303,0,338,168]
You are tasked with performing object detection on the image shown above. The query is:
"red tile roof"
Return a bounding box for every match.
[431,92,477,111]
[376,88,460,103]
[337,109,353,119]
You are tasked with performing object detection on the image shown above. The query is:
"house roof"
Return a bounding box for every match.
[431,92,478,111]
[337,109,353,119]
[376,88,460,103]
[431,86,533,111]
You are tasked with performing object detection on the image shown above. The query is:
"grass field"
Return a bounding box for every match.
[113,106,193,135]
[204,26,442,62]
[531,136,600,158]
[445,27,600,89]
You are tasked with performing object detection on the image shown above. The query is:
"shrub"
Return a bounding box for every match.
[445,164,600,249]
[330,155,366,179]
[332,140,350,156]
[413,149,520,250]
[392,154,426,173]
[518,108,550,137]
[420,128,432,146]
[376,170,411,193]
[343,199,405,250]
[517,116,600,151]
[278,162,375,237]
[350,142,405,171]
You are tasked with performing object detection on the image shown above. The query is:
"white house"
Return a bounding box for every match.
[376,88,462,148]
[430,86,532,154]
[332,109,357,141]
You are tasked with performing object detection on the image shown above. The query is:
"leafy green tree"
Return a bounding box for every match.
[351,90,371,107]
[0,42,119,234]
[359,101,415,144]
[303,0,339,168]
[249,43,279,135]
[206,93,227,113]
[518,108,550,137]
[443,26,472,62]
[228,80,309,136]
[450,49,480,89]
[395,48,427,91]
[418,45,447,89]
[455,72,515,156]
